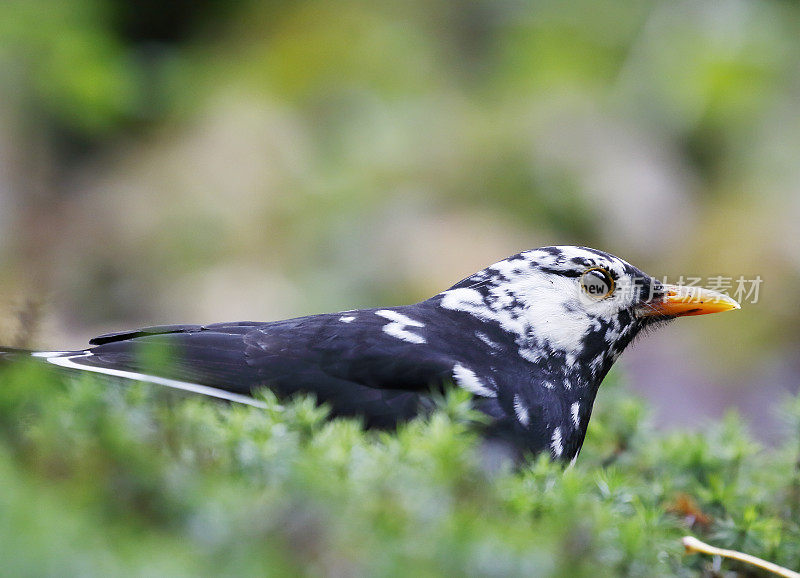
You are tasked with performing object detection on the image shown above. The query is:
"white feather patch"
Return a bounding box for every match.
[374,310,426,344]
[338,315,356,323]
[513,394,530,426]
[452,363,496,398]
[474,331,501,351]
[551,427,563,458]
[571,402,581,428]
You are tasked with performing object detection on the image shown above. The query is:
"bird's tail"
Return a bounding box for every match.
[0,346,267,408]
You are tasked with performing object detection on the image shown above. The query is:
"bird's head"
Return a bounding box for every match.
[434,245,740,462]
[438,245,740,389]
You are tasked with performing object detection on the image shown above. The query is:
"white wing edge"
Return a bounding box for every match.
[34,351,267,409]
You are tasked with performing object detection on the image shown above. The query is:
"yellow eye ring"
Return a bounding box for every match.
[580,267,615,299]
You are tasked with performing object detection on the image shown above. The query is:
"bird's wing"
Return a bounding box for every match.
[63,308,463,426]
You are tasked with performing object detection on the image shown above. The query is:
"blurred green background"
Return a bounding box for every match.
[0,0,798,439]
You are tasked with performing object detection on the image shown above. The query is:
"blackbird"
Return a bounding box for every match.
[2,246,740,462]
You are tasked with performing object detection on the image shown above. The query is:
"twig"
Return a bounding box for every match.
[682,536,800,578]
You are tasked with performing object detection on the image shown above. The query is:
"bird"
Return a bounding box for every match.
[0,246,739,463]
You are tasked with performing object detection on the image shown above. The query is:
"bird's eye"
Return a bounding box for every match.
[580,267,615,299]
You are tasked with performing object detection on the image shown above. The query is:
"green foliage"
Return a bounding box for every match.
[1,361,798,576]
[0,0,138,135]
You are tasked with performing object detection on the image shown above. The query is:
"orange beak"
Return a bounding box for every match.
[637,284,741,318]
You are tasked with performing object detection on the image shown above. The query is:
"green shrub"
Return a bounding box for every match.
[1,360,798,576]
